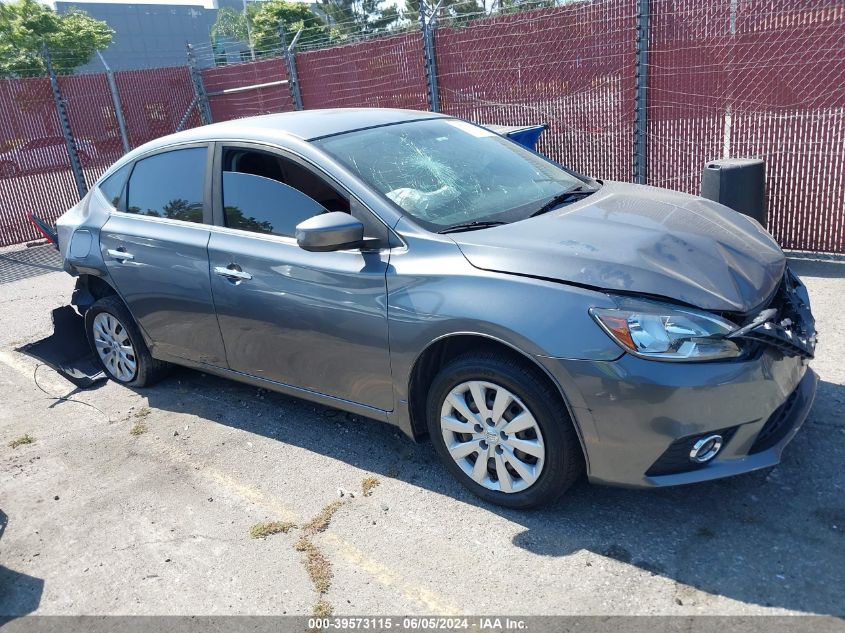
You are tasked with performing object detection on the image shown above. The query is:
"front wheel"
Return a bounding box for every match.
[85,296,169,387]
[427,352,584,509]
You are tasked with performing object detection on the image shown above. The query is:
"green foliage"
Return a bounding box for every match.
[210,6,251,43]
[0,0,113,78]
[402,0,484,26]
[321,0,401,37]
[251,1,329,52]
[211,0,329,59]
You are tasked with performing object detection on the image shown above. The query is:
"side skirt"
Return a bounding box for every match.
[152,351,393,425]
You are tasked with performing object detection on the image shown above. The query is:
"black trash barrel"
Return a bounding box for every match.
[700,158,766,229]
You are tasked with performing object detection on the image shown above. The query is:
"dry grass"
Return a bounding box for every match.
[296,537,333,594]
[361,475,380,497]
[249,521,296,539]
[303,500,344,535]
[9,434,34,448]
[133,406,151,418]
[129,422,148,436]
[313,600,333,617]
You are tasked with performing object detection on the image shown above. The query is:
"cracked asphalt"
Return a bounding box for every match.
[0,245,843,617]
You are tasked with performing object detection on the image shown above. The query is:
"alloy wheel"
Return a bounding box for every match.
[439,380,545,493]
[92,312,137,382]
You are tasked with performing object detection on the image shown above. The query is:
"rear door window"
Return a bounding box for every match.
[125,147,207,223]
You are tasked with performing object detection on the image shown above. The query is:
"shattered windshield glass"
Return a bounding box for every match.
[313,118,584,231]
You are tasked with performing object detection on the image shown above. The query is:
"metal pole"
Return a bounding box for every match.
[42,44,87,198]
[280,23,303,111]
[633,0,650,185]
[186,43,213,125]
[97,51,130,154]
[419,0,441,113]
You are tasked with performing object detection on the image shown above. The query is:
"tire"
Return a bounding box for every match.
[427,352,584,509]
[85,296,170,387]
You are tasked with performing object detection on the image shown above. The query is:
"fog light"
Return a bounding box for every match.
[689,434,723,463]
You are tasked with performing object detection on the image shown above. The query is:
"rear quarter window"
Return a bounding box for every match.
[97,163,131,210]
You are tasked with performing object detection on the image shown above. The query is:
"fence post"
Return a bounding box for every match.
[42,44,87,199]
[419,0,441,113]
[186,43,213,125]
[633,0,650,184]
[96,51,130,154]
[280,23,304,111]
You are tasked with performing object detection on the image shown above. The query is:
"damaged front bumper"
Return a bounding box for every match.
[727,267,817,360]
[537,265,818,489]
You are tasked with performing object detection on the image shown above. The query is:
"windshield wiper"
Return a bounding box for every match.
[529,185,596,218]
[437,220,508,234]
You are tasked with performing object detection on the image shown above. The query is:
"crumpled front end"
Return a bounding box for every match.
[538,266,818,488]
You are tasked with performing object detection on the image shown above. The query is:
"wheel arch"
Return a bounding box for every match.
[407,332,588,464]
[72,273,119,312]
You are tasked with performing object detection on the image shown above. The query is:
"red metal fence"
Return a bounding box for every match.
[1,0,843,253]
[202,57,293,121]
[0,66,202,246]
[0,77,84,246]
[297,32,428,110]
[648,0,845,253]
[436,1,637,183]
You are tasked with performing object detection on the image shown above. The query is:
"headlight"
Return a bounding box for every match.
[590,299,741,361]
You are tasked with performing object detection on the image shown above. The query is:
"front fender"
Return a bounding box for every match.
[386,232,623,407]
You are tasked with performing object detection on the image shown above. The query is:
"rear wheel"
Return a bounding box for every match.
[427,352,584,509]
[85,296,169,387]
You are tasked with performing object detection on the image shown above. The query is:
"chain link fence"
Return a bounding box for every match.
[435,1,637,183]
[0,0,843,253]
[648,0,845,253]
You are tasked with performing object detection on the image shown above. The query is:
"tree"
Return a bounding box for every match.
[320,0,401,36]
[402,0,483,26]
[210,6,251,44]
[251,1,330,53]
[0,0,113,78]
[211,1,329,59]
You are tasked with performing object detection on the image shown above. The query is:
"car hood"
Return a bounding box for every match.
[451,181,785,313]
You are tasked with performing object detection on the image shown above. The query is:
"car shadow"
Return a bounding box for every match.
[0,510,45,623]
[136,368,845,616]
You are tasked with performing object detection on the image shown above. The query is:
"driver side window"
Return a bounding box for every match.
[222,147,349,238]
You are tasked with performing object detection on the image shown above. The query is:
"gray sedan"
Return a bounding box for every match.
[56,108,817,508]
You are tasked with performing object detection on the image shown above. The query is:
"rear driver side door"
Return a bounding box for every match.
[99,144,227,366]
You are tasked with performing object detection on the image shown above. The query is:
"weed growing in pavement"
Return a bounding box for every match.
[9,434,34,448]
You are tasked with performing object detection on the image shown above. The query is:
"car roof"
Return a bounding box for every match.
[128,108,447,157]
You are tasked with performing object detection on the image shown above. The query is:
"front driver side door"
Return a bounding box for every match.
[207,143,393,411]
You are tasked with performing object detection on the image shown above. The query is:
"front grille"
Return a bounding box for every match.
[725,267,817,360]
[749,388,801,454]
[646,426,738,477]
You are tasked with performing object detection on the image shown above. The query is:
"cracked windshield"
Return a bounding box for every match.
[315,119,583,230]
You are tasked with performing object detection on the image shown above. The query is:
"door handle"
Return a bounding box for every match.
[214,265,252,281]
[107,248,134,262]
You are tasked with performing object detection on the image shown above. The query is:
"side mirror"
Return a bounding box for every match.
[295,212,365,252]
